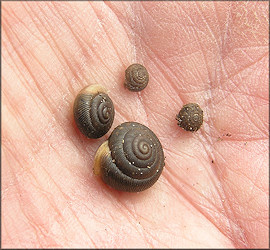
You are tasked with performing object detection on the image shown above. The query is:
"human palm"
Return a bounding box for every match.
[2,2,268,248]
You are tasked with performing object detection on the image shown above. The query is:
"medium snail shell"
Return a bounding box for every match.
[124,64,149,92]
[73,84,115,139]
[176,103,203,132]
[94,122,165,192]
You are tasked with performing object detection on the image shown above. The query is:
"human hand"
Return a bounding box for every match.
[2,1,268,248]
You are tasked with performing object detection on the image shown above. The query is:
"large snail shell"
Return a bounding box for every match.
[94,122,165,192]
[73,84,115,139]
[124,64,149,92]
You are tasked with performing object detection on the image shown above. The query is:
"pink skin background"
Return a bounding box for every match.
[2,1,269,248]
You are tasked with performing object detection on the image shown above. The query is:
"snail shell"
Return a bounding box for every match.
[94,122,165,192]
[73,84,115,139]
[124,64,149,92]
[176,103,203,132]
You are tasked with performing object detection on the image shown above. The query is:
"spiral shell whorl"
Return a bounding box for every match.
[94,122,165,192]
[176,103,203,132]
[73,85,115,138]
[124,64,149,92]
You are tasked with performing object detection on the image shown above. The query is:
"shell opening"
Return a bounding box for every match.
[93,141,111,175]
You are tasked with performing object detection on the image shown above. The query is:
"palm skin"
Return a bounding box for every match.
[2,2,268,248]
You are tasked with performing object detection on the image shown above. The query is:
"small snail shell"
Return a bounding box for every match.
[176,103,203,132]
[94,122,165,192]
[124,64,149,92]
[73,84,115,139]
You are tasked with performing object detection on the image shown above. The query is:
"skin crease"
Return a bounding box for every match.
[2,1,268,248]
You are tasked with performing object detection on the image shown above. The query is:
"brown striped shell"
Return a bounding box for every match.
[94,122,165,192]
[176,103,203,132]
[73,84,115,139]
[124,64,149,92]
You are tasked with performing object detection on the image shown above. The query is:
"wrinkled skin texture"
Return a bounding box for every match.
[2,2,269,248]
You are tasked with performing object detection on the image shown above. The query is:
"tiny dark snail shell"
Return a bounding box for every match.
[94,122,165,192]
[73,84,115,139]
[124,64,149,92]
[176,103,203,132]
